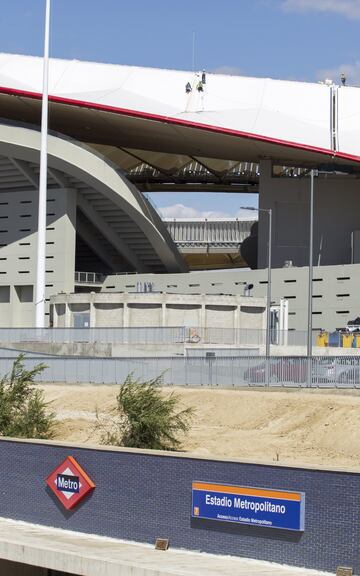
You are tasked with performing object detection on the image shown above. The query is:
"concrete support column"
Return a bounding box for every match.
[162,302,167,327]
[259,158,272,180]
[123,295,129,328]
[64,301,72,328]
[89,293,96,328]
[258,159,273,269]
[52,303,58,328]
[234,302,240,343]
[199,295,205,328]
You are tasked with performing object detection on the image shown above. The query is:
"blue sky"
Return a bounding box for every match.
[1,0,360,218]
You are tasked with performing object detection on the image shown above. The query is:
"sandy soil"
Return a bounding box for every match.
[42,384,360,470]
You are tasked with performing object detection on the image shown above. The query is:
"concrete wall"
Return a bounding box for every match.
[258,159,360,269]
[0,188,76,327]
[100,263,360,332]
[0,439,358,574]
[50,292,266,330]
[94,303,123,327]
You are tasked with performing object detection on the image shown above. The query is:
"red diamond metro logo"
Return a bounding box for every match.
[46,456,96,510]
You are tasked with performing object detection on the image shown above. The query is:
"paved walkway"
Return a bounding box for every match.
[0,517,332,576]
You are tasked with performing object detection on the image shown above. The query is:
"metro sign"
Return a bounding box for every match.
[46,456,95,510]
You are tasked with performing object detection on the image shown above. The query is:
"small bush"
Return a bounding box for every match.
[97,373,194,451]
[0,354,55,439]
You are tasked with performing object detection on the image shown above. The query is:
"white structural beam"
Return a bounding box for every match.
[35,0,51,328]
[77,193,147,272]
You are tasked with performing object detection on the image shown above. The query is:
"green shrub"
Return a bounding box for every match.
[0,354,55,439]
[98,373,194,451]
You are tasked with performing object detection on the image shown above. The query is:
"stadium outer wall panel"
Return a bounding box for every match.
[0,439,358,574]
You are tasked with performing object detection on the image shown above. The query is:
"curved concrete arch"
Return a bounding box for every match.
[0,122,186,273]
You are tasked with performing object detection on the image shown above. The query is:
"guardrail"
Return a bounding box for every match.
[74,271,105,284]
[0,355,359,387]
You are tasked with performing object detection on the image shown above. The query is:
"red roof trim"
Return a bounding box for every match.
[1,85,359,164]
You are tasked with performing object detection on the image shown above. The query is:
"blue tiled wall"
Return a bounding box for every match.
[0,440,358,573]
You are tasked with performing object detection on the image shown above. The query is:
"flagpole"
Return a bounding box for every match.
[35,0,51,327]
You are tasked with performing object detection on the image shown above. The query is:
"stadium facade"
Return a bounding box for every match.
[1,53,360,329]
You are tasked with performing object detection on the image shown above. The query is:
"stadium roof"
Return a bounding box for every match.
[1,53,359,273]
[0,53,360,196]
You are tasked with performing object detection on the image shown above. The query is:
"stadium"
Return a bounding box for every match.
[1,53,360,332]
[0,48,359,576]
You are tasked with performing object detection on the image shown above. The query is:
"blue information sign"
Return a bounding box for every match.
[192,481,305,531]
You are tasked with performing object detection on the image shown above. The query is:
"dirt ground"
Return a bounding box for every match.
[42,384,360,470]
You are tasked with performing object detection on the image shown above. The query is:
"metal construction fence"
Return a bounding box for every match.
[0,327,313,347]
[0,354,359,387]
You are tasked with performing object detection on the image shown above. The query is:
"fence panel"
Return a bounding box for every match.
[0,354,360,387]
